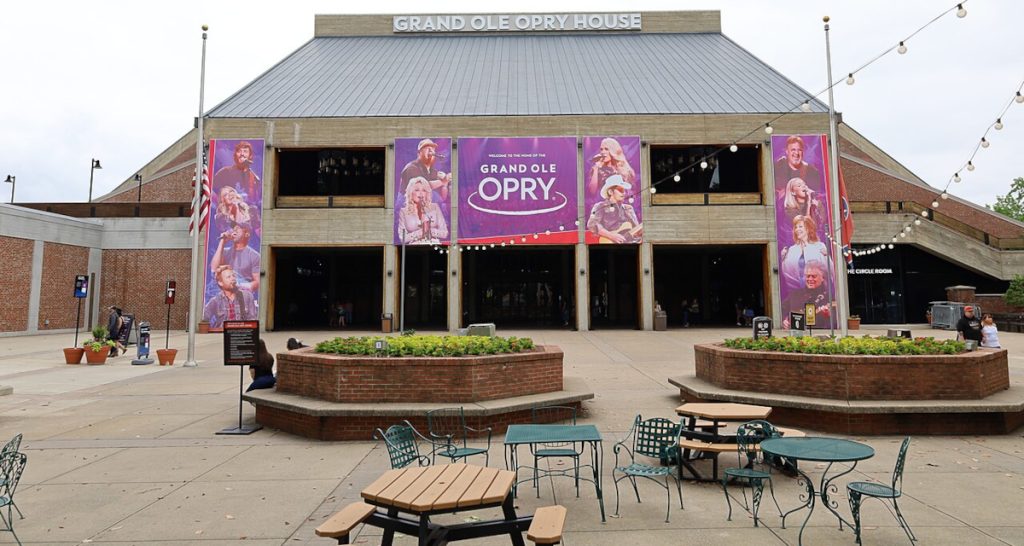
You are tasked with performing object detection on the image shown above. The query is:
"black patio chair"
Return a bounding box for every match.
[847,437,916,545]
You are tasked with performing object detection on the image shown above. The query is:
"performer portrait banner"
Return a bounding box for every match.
[202,138,264,332]
[772,134,837,330]
[582,135,642,244]
[394,137,453,245]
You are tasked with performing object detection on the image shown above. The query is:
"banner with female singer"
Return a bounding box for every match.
[582,136,642,244]
[203,138,264,332]
[394,137,453,245]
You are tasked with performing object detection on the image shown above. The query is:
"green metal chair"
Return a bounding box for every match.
[0,451,26,546]
[373,422,431,469]
[530,405,584,497]
[0,434,22,520]
[426,407,492,465]
[847,437,916,545]
[612,415,684,523]
[722,420,783,527]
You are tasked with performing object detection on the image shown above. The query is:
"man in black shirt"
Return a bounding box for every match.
[956,305,982,342]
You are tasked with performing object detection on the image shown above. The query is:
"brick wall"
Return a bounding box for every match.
[37,242,91,330]
[944,285,1023,315]
[695,343,1009,400]
[0,236,34,332]
[276,346,564,403]
[100,249,193,331]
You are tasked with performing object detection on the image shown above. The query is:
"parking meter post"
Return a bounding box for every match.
[166,303,172,349]
[74,298,82,347]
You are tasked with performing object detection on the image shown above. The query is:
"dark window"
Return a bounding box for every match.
[278,149,385,196]
[650,145,760,193]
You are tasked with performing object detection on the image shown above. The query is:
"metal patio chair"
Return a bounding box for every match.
[847,437,916,545]
[0,434,22,520]
[530,405,584,497]
[426,407,492,465]
[0,451,27,546]
[722,420,783,527]
[612,415,684,523]
[373,422,431,469]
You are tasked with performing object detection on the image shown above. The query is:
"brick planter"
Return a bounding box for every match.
[695,343,1009,401]
[276,345,564,403]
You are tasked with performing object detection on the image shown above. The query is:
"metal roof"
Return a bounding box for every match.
[207,33,826,118]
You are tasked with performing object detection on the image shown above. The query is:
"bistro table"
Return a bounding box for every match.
[504,424,606,522]
[360,463,531,546]
[760,437,875,546]
[674,402,773,481]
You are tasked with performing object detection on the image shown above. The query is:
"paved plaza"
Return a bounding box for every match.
[0,325,1021,545]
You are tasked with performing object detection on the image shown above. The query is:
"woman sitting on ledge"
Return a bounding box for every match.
[247,339,276,392]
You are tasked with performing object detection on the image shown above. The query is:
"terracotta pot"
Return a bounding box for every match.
[85,345,111,365]
[848,317,861,330]
[63,348,85,365]
[156,348,178,366]
[198,321,210,334]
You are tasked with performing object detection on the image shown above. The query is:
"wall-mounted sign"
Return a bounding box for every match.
[583,136,642,245]
[848,268,894,275]
[394,138,452,246]
[394,13,641,33]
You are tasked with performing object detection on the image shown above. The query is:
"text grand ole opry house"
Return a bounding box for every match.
[3,10,1024,336]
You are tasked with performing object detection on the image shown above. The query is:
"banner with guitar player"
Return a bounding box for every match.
[394,137,453,246]
[582,136,643,244]
[771,133,838,330]
[457,137,578,245]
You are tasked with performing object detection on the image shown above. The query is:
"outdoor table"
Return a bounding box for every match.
[674,402,773,481]
[760,437,875,546]
[504,424,606,522]
[360,463,531,546]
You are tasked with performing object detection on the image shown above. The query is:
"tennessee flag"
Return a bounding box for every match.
[838,162,854,265]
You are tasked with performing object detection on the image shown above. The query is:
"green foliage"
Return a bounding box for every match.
[723,335,964,355]
[91,325,109,340]
[315,335,535,357]
[1005,275,1024,308]
[990,177,1024,222]
[82,325,115,352]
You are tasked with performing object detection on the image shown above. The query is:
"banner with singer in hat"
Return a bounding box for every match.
[394,137,453,245]
[583,136,643,244]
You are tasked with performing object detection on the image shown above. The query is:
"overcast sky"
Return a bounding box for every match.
[1,0,1021,207]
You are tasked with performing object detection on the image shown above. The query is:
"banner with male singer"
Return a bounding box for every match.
[457,137,578,244]
[583,136,643,244]
[772,134,837,330]
[394,138,453,245]
[203,138,264,332]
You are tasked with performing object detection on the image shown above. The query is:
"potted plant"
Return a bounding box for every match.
[848,315,862,330]
[156,348,178,366]
[83,325,116,365]
[63,347,85,365]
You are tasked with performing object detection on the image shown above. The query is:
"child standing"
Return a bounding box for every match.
[980,314,1001,349]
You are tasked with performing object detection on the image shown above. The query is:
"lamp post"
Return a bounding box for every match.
[3,175,13,204]
[135,173,143,202]
[88,159,102,203]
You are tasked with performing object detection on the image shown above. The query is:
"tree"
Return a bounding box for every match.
[990,177,1024,222]
[1005,275,1024,308]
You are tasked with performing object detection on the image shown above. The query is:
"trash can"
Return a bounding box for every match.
[381,313,393,333]
[653,310,668,331]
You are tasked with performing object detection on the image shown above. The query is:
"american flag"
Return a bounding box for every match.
[188,151,210,235]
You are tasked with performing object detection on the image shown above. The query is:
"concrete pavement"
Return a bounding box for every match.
[0,325,1020,545]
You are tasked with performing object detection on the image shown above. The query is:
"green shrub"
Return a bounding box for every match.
[722,335,965,356]
[315,335,535,357]
[1005,274,1024,308]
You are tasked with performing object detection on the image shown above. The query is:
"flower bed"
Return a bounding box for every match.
[723,335,964,355]
[316,335,534,357]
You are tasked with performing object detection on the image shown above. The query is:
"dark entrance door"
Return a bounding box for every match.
[653,245,766,326]
[588,246,639,329]
[399,246,447,330]
[461,246,574,328]
[273,247,383,329]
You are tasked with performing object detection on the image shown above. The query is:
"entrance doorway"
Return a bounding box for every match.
[653,245,766,326]
[398,246,447,330]
[272,247,383,329]
[461,246,574,328]
[588,246,640,329]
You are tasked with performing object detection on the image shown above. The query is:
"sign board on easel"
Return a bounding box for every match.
[217,320,262,435]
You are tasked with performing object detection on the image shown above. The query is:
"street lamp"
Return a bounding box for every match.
[3,175,13,204]
[135,173,143,202]
[88,159,102,203]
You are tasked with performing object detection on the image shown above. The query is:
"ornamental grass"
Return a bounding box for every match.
[723,335,965,355]
[315,335,535,357]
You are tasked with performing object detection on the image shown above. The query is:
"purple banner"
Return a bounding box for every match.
[394,138,453,245]
[772,134,836,330]
[203,138,264,332]
[457,137,578,244]
[583,136,642,244]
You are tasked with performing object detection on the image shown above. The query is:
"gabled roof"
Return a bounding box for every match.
[206,33,826,118]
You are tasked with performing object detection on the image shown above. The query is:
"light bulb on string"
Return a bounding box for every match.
[490,243,495,248]
[521,237,527,243]
[981,137,990,148]
[888,244,894,249]
[1017,92,1024,104]
[941,192,949,200]
[900,232,907,238]
[891,237,898,243]
[764,123,774,135]
[533,234,539,240]
[897,41,907,54]
[673,174,681,182]
[650,187,657,194]
[932,200,940,208]
[574,220,579,226]
[953,173,961,183]
[558,225,565,231]
[995,118,1004,130]
[800,101,811,112]
[700,160,708,170]
[846,73,855,85]
[904,226,912,233]
[967,161,975,171]
[729,144,739,152]
[914,219,922,226]
[956,4,967,18]
[921,210,929,217]
[501,242,506,247]
[544,230,550,236]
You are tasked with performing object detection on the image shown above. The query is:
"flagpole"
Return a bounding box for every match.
[185,25,209,367]
[823,16,849,338]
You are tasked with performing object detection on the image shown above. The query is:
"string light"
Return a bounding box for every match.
[892,237,898,243]
[800,101,812,112]
[897,41,908,54]
[981,137,990,148]
[729,144,739,152]
[888,244,894,249]
[914,219,922,226]
[941,192,949,200]
[932,200,940,208]
[1017,92,1024,104]
[700,160,708,170]
[966,161,975,171]
[904,226,912,232]
[921,210,929,217]
[673,174,681,182]
[956,3,967,18]
[764,123,773,135]
[900,232,907,238]
[953,173,961,183]
[846,73,856,85]
[650,187,657,194]
[994,118,1004,130]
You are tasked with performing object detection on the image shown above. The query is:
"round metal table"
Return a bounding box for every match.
[760,437,875,546]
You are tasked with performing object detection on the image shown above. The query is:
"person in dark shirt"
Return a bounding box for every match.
[246,339,276,392]
[956,305,982,343]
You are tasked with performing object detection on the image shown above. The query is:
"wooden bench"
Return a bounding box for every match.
[776,426,806,438]
[527,505,567,545]
[315,502,375,544]
[678,439,736,454]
